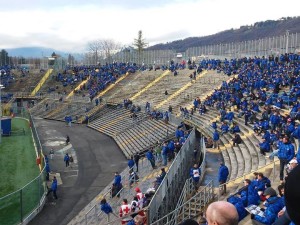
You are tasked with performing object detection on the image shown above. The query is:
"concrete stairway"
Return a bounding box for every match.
[114,119,177,157]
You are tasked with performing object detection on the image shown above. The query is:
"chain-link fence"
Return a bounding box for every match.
[0,107,47,225]
[86,32,300,66]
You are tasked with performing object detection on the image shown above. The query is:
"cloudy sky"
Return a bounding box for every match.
[0,0,299,53]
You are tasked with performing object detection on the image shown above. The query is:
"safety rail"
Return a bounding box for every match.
[150,180,214,225]
[147,129,196,224]
[83,161,150,225]
[8,91,91,103]
[174,137,207,211]
[84,128,192,225]
[218,159,280,200]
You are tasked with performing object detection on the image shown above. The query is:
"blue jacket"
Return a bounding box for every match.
[255,177,271,192]
[270,114,280,125]
[226,111,234,121]
[175,129,184,138]
[221,124,229,133]
[100,202,113,214]
[278,142,295,162]
[162,146,169,155]
[127,220,135,225]
[45,163,50,173]
[213,130,220,141]
[114,175,121,186]
[64,154,70,162]
[211,122,217,129]
[51,179,57,191]
[259,141,271,152]
[292,126,300,139]
[218,164,229,182]
[262,131,271,143]
[227,196,247,221]
[168,141,175,152]
[254,196,284,224]
[128,159,135,168]
[240,183,260,206]
[146,151,154,160]
[297,150,300,164]
[232,125,241,133]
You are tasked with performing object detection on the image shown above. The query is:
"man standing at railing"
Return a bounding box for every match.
[190,163,201,191]
[218,162,229,195]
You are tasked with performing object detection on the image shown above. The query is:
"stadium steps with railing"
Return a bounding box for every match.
[114,119,177,157]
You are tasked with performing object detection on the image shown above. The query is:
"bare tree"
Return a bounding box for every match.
[88,39,120,64]
[101,39,120,63]
[88,40,101,64]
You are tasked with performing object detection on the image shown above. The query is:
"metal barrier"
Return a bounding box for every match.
[0,108,47,225]
[8,92,90,103]
[147,129,196,224]
[217,159,280,200]
[150,180,214,225]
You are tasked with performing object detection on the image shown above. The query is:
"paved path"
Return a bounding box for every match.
[29,118,127,225]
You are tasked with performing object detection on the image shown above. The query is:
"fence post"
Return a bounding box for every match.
[20,189,23,222]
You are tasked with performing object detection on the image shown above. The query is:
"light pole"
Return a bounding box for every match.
[0,84,4,143]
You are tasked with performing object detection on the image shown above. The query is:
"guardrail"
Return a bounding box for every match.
[150,180,214,225]
[147,129,196,224]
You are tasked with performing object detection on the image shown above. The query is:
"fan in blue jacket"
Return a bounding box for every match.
[239,179,260,206]
[259,139,271,155]
[252,188,284,225]
[218,162,229,194]
[278,137,295,181]
[227,195,247,221]
[211,121,218,130]
[254,172,271,193]
[128,157,135,170]
[270,112,280,130]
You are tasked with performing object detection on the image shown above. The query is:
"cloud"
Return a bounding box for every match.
[0,0,299,53]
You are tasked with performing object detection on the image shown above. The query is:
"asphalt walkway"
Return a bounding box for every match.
[29,118,127,225]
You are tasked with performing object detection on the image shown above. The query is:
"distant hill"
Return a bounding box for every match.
[148,16,300,52]
[6,47,67,58]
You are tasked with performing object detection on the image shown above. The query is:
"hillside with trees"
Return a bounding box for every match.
[148,16,300,52]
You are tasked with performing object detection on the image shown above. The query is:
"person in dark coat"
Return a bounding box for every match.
[134,153,140,172]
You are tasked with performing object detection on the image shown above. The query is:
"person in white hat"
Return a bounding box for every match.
[286,158,298,176]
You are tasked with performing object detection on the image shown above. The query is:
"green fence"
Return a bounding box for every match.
[0,107,47,225]
[0,168,47,224]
